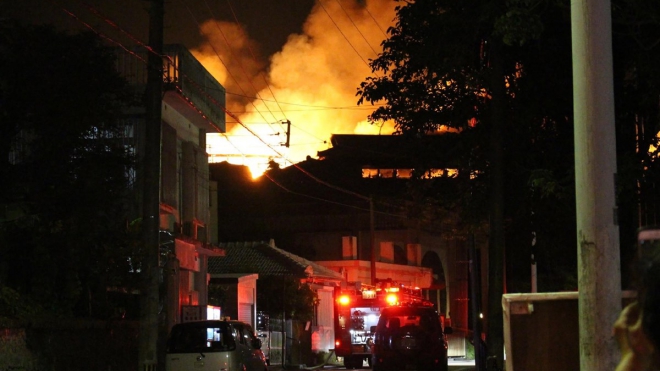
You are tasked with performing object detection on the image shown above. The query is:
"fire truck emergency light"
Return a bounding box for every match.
[386,294,398,305]
[338,295,350,305]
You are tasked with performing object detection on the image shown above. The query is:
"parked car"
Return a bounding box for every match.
[371,305,452,371]
[166,320,268,371]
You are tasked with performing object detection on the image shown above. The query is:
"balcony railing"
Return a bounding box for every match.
[115,44,226,133]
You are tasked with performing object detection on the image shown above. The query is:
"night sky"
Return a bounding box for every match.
[5,0,315,60]
[5,0,397,173]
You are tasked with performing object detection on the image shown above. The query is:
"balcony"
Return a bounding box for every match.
[115,44,226,134]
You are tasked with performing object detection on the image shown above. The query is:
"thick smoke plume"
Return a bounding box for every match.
[192,0,397,176]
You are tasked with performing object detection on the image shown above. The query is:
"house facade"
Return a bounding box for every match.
[117,44,227,328]
[207,240,346,365]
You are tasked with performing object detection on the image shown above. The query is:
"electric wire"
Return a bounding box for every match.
[288,122,327,145]
[333,0,380,57]
[80,3,410,217]
[75,2,226,139]
[225,105,376,112]
[223,0,291,131]
[361,1,389,38]
[200,0,286,130]
[224,90,386,109]
[63,1,252,170]
[59,0,406,210]
[263,172,406,219]
[178,0,281,137]
[195,0,390,147]
[316,0,378,76]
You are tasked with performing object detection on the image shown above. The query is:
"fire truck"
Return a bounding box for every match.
[333,280,439,369]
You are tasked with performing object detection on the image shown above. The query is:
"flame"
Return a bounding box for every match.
[191,0,398,177]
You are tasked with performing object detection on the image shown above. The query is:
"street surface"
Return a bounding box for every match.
[269,358,477,371]
[447,357,477,370]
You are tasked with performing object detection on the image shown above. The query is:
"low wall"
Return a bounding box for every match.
[502,291,636,371]
[0,320,139,371]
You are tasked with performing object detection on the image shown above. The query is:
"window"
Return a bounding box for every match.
[167,322,236,353]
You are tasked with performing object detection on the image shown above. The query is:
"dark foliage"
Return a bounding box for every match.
[0,23,139,320]
[357,0,576,291]
[256,276,318,321]
[611,0,660,286]
[356,0,660,291]
[356,1,659,366]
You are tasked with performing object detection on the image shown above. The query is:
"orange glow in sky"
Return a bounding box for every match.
[190,0,397,177]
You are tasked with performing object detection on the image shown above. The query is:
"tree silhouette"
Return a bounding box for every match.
[357,1,577,367]
[0,23,138,320]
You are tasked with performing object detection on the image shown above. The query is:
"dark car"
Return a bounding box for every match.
[370,306,452,371]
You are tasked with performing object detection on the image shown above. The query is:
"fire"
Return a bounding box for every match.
[191,0,398,177]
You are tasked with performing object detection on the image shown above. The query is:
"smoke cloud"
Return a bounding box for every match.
[192,0,397,176]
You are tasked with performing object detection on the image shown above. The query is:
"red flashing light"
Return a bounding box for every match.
[386,294,398,305]
[335,340,341,347]
[338,295,350,305]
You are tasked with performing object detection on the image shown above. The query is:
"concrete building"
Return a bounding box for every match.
[116,44,227,326]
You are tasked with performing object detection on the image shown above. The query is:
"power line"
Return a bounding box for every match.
[317,0,378,76]
[61,1,257,168]
[60,1,385,206]
[178,0,281,136]
[263,172,406,218]
[69,2,417,215]
[223,0,291,131]
[360,1,389,38]
[65,0,439,235]
[333,0,380,57]
[223,90,386,109]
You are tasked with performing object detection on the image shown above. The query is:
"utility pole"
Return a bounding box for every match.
[370,196,376,285]
[486,38,506,371]
[284,120,291,148]
[469,234,485,370]
[571,0,621,369]
[139,0,164,370]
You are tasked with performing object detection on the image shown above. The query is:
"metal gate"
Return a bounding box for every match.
[268,318,284,366]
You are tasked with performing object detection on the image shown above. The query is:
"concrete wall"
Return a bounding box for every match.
[503,292,636,371]
[0,321,139,371]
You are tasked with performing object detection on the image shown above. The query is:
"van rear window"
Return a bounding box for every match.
[167,322,236,353]
[378,308,440,332]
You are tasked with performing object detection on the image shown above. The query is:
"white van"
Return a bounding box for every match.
[166,320,268,371]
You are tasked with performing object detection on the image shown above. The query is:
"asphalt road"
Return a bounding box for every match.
[269,359,477,371]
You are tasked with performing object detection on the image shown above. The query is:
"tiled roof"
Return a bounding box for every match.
[208,241,344,282]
